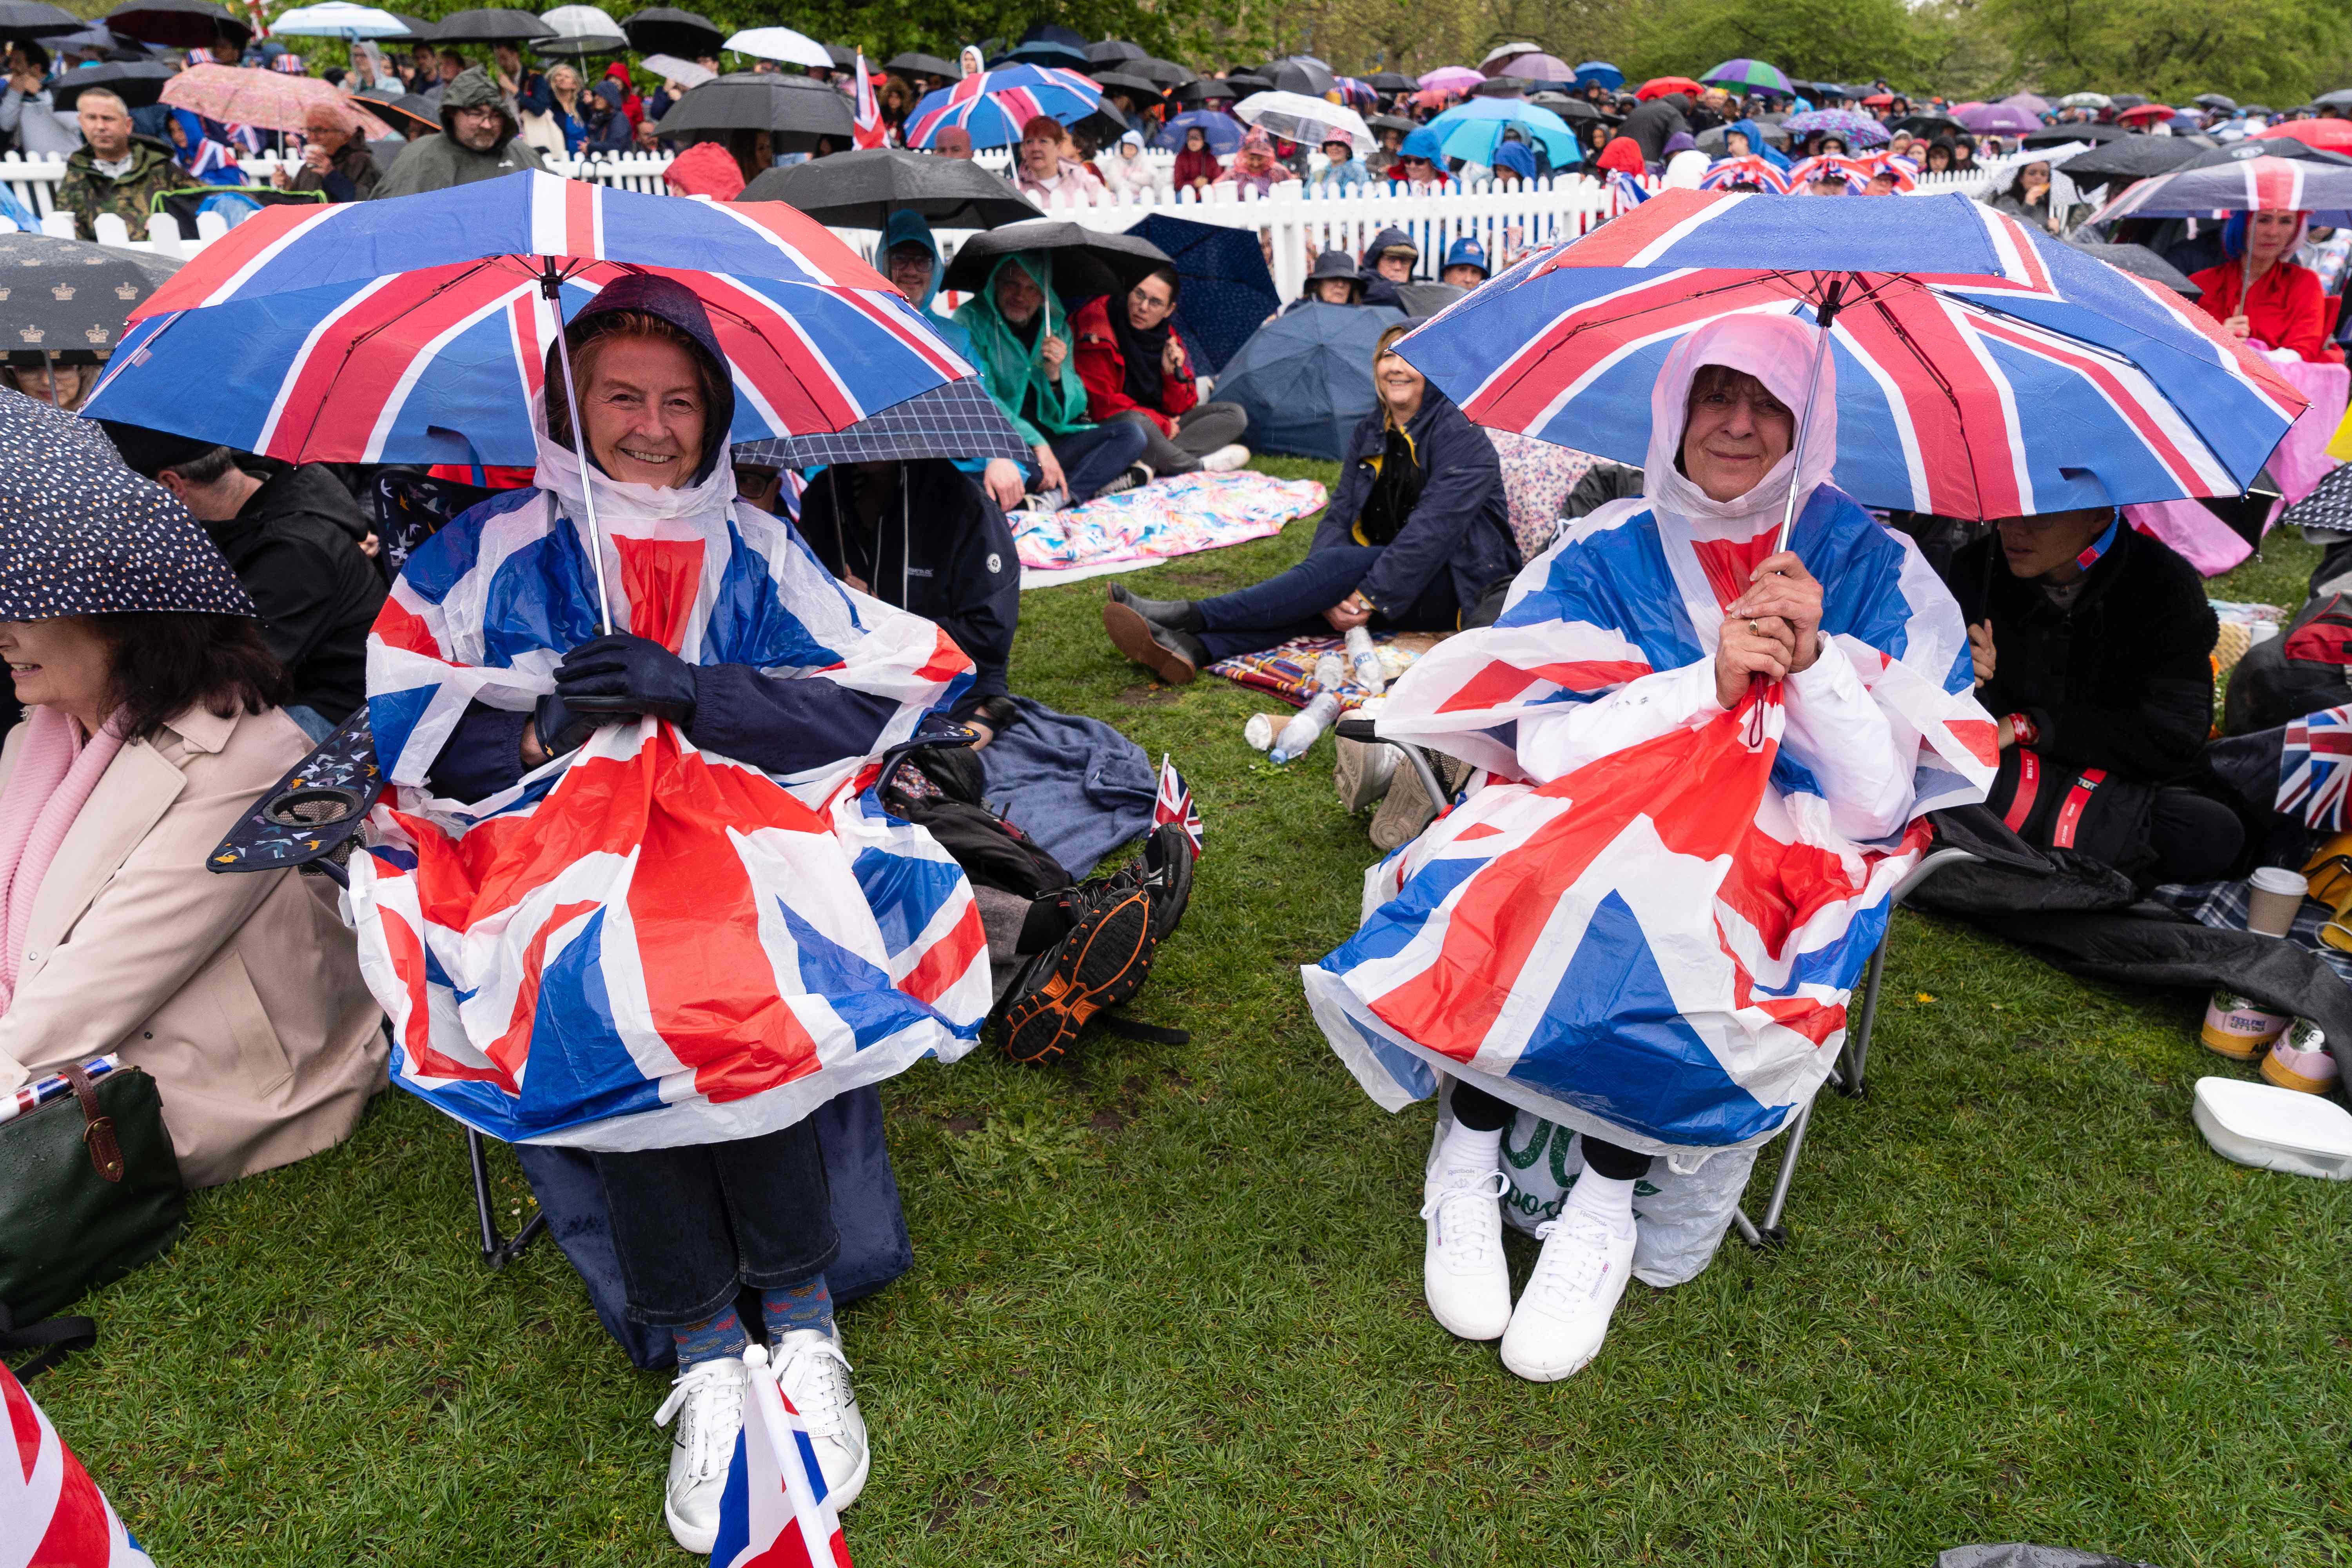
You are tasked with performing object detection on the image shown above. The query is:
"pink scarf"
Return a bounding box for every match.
[0,705,128,1013]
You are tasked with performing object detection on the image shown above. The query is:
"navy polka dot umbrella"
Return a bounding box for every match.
[0,389,256,621]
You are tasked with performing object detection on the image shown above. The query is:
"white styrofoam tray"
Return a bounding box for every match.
[2193,1076,2352,1180]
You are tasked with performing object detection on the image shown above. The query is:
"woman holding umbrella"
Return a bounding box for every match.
[2190,209,2339,362]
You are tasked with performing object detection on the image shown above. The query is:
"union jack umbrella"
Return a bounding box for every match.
[2,1360,158,1568]
[1697,155,1789,194]
[2278,704,2352,831]
[82,171,973,469]
[2085,154,2352,227]
[903,64,1101,150]
[850,48,888,149]
[1397,188,2306,519]
[1783,154,1872,193]
[709,1347,855,1568]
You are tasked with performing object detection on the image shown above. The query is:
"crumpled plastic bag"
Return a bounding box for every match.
[1938,1547,2163,1568]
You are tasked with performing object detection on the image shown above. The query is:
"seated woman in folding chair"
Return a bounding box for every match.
[348,276,997,1552]
[1302,316,1995,1383]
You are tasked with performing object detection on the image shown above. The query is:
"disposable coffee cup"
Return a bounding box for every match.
[2246,866,2308,938]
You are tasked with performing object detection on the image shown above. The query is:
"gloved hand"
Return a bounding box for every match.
[552,633,699,727]
[531,691,602,760]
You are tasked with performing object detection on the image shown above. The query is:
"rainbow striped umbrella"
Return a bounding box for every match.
[1700,58,1793,94]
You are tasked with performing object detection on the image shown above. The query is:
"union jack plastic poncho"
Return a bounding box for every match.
[1304,315,1998,1157]
[350,423,990,1153]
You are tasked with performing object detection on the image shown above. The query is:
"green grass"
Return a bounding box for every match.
[34,478,2352,1566]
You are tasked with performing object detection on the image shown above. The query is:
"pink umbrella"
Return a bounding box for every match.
[1418,65,1483,93]
[160,63,393,139]
[1498,53,1574,82]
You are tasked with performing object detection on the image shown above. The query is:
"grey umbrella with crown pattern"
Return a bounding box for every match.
[0,231,180,360]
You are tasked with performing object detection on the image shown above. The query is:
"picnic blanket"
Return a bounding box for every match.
[1015,470,1327,588]
[1204,632,1448,713]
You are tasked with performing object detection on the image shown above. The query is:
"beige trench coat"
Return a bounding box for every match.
[0,704,386,1187]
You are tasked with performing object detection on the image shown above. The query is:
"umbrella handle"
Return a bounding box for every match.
[539,262,615,637]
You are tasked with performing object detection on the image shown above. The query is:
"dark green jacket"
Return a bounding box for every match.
[54,136,180,241]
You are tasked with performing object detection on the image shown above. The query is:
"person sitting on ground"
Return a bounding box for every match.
[0,424,384,1188]
[1288,249,1365,309]
[53,88,179,241]
[874,209,1029,512]
[1013,112,1102,203]
[2190,209,2343,363]
[374,65,548,198]
[1170,122,1221,191]
[1313,133,1369,191]
[1949,506,2241,882]
[1072,264,1252,477]
[1215,125,1297,196]
[1439,236,1489,289]
[795,461,1020,746]
[954,250,1151,508]
[1359,226,1420,308]
[272,101,379,202]
[100,430,385,739]
[1100,322,1514,684]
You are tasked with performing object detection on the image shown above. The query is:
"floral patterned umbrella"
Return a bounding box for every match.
[159,62,392,137]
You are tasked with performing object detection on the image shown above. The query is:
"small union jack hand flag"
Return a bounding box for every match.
[1152,754,1204,858]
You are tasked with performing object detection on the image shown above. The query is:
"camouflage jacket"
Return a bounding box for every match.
[55,138,183,241]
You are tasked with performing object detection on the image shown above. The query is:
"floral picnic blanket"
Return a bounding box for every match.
[1205,632,1448,713]
[1012,470,1327,575]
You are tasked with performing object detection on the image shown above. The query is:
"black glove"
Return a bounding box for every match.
[530,691,602,760]
[552,633,699,726]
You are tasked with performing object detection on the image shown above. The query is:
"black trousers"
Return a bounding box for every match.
[1451,1081,1651,1182]
[2149,787,2245,884]
[591,1120,840,1328]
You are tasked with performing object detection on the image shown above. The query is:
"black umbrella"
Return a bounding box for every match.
[1894,113,1962,137]
[425,7,554,43]
[1092,71,1163,100]
[1695,120,1786,151]
[0,390,256,620]
[49,60,172,111]
[822,41,854,69]
[1174,78,1236,104]
[1368,71,1414,92]
[103,0,244,47]
[884,51,957,81]
[733,377,1030,470]
[621,6,721,58]
[1128,56,1193,87]
[652,71,851,148]
[0,232,177,358]
[2194,93,2236,111]
[1257,56,1332,97]
[1001,28,1087,72]
[2059,135,2201,188]
[2064,240,2199,296]
[2243,104,2275,116]
[737,146,1036,228]
[1074,99,1128,145]
[1224,71,1274,97]
[2317,89,2352,109]
[383,12,433,40]
[352,86,438,134]
[1367,113,1417,136]
[940,219,1170,301]
[1086,39,1143,64]
[2177,137,2352,171]
[0,1,80,38]
[2109,93,2147,109]
[2022,122,2122,147]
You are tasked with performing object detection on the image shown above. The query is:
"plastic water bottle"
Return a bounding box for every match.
[1269,691,1341,764]
[1313,650,1347,693]
[1345,624,1385,694]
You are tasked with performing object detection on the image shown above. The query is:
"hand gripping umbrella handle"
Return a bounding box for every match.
[539,262,616,636]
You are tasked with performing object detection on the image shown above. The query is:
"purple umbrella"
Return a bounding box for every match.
[2002,91,2051,116]
[1780,107,1890,147]
[1418,65,1483,93]
[1497,52,1574,82]
[1958,102,2040,134]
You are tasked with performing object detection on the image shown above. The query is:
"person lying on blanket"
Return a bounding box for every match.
[1300,314,1995,1384]
[352,274,996,1553]
[1099,322,1518,684]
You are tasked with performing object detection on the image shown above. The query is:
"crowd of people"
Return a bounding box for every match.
[2,12,2348,1564]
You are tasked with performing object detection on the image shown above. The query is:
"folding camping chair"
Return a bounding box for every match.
[1332,719,2048,1249]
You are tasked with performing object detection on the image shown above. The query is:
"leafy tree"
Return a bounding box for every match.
[1978,0,2348,102]
[1621,0,1940,87]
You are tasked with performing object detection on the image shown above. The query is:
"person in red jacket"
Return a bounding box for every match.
[1072,264,1253,476]
[2190,208,2343,364]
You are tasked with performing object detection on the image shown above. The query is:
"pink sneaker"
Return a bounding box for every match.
[2262,1020,2340,1096]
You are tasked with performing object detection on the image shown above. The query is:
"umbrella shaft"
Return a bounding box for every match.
[542,274,615,635]
[1772,284,1842,555]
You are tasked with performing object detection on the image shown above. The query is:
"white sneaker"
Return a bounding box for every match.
[1498,1204,1636,1381]
[1200,443,1252,473]
[772,1327,871,1512]
[1420,1166,1512,1341]
[653,1356,748,1553]
[1334,734,1399,813]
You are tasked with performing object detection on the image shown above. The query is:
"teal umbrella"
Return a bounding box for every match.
[1426,97,1580,167]
[1700,58,1794,95]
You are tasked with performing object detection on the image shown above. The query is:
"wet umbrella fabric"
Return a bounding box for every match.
[1395,188,2304,518]
[1426,97,1579,165]
[1173,78,1236,104]
[49,61,172,111]
[720,24,827,69]
[1153,110,1240,156]
[904,64,1101,149]
[938,219,1170,301]
[0,389,255,620]
[535,5,628,56]
[162,63,394,137]
[0,230,179,355]
[1257,57,1333,98]
[2064,241,2200,296]
[1781,108,1891,147]
[731,375,1029,470]
[0,0,81,37]
[652,72,851,149]
[421,6,551,41]
[2089,154,2352,227]
[1702,58,1793,94]
[82,171,973,467]
[1233,91,1371,155]
[2058,136,2201,189]
[736,147,1036,230]
[1123,213,1280,374]
[103,0,247,48]
[884,52,959,81]
[1085,39,1143,65]
[620,6,720,58]
[1216,303,1406,461]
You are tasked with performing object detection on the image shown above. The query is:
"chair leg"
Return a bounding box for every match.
[1756,1098,1813,1238]
[1841,936,1891,1098]
[467,1127,546,1269]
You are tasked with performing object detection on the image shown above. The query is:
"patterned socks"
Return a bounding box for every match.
[673,1304,751,1370]
[760,1276,837,1343]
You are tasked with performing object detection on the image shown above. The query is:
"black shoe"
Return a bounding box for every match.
[1137,821,1196,941]
[1107,581,1200,630]
[1099,461,1154,497]
[1102,599,1205,684]
[996,878,1159,1066]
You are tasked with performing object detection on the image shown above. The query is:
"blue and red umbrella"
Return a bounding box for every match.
[1699,154,1790,194]
[1394,188,2305,519]
[903,64,1102,150]
[83,171,971,467]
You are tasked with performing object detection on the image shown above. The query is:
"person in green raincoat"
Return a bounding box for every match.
[954,250,1149,507]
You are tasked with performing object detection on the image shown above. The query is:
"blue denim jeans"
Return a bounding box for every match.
[1193,544,1460,662]
[1032,419,1149,504]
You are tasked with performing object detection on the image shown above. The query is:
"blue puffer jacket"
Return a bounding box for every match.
[1310,388,1517,619]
